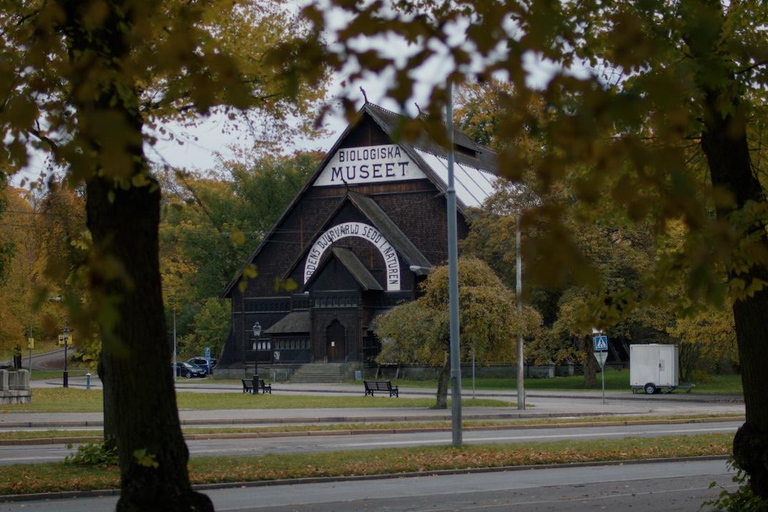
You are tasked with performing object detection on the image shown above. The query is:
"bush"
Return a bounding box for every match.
[64,441,118,467]
[706,460,768,512]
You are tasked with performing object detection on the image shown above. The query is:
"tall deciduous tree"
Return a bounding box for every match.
[0,171,11,285]
[0,186,32,355]
[1,0,326,509]
[300,0,768,498]
[159,150,321,357]
[0,184,83,358]
[376,257,540,408]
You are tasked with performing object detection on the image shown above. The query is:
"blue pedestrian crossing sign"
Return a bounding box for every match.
[593,335,608,351]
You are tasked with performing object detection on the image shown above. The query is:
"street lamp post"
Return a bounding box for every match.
[62,326,70,388]
[445,82,462,448]
[516,214,525,410]
[251,321,262,394]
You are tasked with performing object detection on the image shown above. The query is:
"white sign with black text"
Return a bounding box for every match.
[314,144,426,187]
[304,222,400,291]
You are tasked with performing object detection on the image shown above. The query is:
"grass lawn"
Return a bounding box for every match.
[0,433,732,496]
[0,413,744,442]
[397,369,744,395]
[28,369,93,381]
[0,388,507,414]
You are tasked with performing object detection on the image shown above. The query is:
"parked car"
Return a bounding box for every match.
[174,362,207,378]
[187,357,218,375]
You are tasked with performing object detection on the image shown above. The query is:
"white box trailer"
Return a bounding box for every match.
[630,344,687,394]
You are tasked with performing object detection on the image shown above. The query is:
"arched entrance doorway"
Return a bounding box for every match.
[325,320,347,362]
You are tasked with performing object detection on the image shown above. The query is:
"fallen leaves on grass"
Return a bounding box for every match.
[0,434,732,496]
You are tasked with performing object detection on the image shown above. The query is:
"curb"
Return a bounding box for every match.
[0,411,643,430]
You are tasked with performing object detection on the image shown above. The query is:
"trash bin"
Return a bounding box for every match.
[354,370,362,381]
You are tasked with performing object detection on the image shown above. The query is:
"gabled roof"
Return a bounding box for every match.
[347,192,431,274]
[363,103,499,208]
[221,102,497,298]
[303,247,383,292]
[264,311,310,334]
[282,191,432,285]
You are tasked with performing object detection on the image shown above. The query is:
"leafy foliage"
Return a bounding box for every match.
[377,257,540,366]
[1,0,329,505]
[376,257,540,405]
[0,171,11,284]
[706,460,768,512]
[64,441,119,467]
[159,150,321,357]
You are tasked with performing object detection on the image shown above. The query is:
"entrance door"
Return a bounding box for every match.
[326,320,346,362]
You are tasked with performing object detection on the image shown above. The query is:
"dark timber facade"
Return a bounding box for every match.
[220,103,497,370]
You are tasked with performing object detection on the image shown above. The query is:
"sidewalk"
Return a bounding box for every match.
[32,375,745,402]
[4,377,745,430]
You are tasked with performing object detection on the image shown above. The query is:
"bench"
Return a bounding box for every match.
[243,378,272,394]
[364,380,399,398]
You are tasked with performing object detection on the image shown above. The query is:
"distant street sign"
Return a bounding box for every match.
[205,347,211,362]
[593,351,608,367]
[593,335,608,351]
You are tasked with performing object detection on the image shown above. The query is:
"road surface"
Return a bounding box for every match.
[0,459,736,511]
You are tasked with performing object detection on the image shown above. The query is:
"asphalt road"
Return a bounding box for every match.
[0,420,740,466]
[0,459,736,511]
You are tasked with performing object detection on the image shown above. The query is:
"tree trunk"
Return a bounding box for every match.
[60,1,213,509]
[580,335,597,388]
[97,356,117,451]
[87,176,213,512]
[701,89,768,500]
[435,357,450,409]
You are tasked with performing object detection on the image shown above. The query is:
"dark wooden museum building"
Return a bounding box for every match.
[219,103,498,371]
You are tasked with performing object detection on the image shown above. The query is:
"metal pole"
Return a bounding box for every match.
[516,214,525,410]
[63,327,69,388]
[173,306,177,382]
[601,359,606,405]
[253,341,259,393]
[472,349,475,400]
[28,307,33,379]
[446,82,462,448]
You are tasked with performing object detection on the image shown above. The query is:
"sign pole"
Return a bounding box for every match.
[601,358,605,405]
[27,338,33,380]
[593,333,608,405]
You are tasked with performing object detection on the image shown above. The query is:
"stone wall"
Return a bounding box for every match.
[0,369,32,404]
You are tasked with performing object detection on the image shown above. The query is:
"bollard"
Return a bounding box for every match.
[86,372,91,390]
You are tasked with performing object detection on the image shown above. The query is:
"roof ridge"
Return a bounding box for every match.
[365,102,409,120]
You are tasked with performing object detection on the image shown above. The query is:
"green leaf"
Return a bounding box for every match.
[133,449,159,468]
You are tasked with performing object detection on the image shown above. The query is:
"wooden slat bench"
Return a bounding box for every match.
[364,380,399,397]
[243,378,272,394]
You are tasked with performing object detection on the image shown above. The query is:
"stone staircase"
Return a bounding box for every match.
[289,363,346,383]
